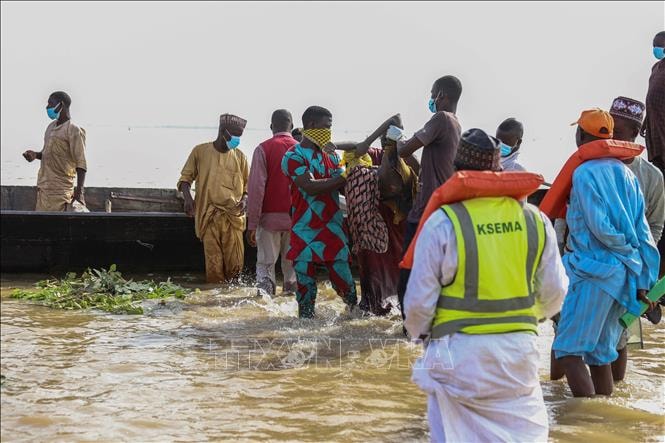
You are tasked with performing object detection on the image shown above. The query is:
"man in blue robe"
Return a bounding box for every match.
[553,109,660,397]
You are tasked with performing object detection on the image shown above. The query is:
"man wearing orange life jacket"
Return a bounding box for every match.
[551,100,664,379]
[404,128,568,442]
[552,109,659,397]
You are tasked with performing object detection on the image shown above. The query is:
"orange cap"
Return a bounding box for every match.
[571,108,614,139]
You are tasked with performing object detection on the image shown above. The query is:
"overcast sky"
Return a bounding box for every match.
[1,1,664,185]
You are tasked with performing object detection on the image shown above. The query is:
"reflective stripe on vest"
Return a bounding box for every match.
[431,197,545,339]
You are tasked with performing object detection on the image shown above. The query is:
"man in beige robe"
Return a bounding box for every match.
[178,114,249,283]
[23,91,87,211]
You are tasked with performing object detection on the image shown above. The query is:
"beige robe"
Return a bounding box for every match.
[35,120,87,211]
[178,143,249,282]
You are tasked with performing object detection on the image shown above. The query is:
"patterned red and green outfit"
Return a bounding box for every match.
[281,143,357,317]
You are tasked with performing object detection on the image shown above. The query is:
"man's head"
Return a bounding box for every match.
[270,109,293,134]
[430,75,462,113]
[572,108,614,147]
[653,31,665,60]
[47,91,71,119]
[301,106,332,130]
[454,128,501,172]
[496,118,524,155]
[218,114,247,149]
[301,106,333,149]
[609,97,645,142]
[219,113,247,137]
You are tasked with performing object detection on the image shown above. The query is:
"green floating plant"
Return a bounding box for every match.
[10,265,187,315]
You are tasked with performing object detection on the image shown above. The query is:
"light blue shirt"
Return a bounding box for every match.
[563,158,660,316]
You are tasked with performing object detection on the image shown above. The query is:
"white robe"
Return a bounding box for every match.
[404,207,569,443]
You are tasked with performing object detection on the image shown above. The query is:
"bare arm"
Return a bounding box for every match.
[294,172,346,196]
[355,114,403,156]
[72,168,87,203]
[333,142,358,151]
[178,181,195,217]
[22,150,42,162]
[178,181,192,196]
[397,136,424,158]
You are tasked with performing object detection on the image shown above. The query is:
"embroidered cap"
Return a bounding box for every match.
[454,128,502,172]
[219,114,247,131]
[610,96,645,125]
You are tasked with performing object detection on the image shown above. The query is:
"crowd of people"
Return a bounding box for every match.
[21,30,665,443]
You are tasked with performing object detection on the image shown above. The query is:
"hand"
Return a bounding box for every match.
[235,195,248,213]
[386,125,404,142]
[323,142,337,155]
[23,150,38,162]
[184,196,195,217]
[72,187,85,204]
[637,289,657,312]
[388,113,403,129]
[247,229,257,247]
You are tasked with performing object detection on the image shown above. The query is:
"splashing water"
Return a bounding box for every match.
[1,276,663,442]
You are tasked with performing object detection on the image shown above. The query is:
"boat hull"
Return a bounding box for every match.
[1,211,257,274]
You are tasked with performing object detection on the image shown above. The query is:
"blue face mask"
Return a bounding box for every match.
[46,104,61,120]
[226,136,241,150]
[654,47,665,60]
[428,98,437,114]
[499,142,513,157]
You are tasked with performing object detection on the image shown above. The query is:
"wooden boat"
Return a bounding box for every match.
[1,185,547,274]
[0,185,256,273]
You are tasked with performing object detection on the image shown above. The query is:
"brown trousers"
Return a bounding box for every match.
[201,212,245,283]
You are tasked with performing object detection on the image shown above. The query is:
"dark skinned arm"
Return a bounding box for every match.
[397,135,425,158]
[294,172,346,196]
[22,150,42,162]
[355,114,403,156]
[72,168,86,203]
[333,142,358,151]
[178,181,196,217]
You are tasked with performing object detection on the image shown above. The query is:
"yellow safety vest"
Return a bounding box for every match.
[431,197,546,339]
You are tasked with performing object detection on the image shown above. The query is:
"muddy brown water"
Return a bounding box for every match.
[1,275,663,442]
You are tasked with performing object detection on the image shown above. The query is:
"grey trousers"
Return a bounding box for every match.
[256,227,296,294]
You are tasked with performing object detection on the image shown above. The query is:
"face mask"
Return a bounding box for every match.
[499,142,513,157]
[654,47,665,60]
[46,103,61,120]
[226,136,241,150]
[428,98,437,114]
[302,128,332,149]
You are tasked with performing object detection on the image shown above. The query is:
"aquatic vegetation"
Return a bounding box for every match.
[10,265,187,315]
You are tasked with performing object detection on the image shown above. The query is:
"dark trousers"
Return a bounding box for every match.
[658,162,665,278]
[397,221,419,320]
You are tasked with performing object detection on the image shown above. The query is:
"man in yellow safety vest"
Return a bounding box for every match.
[404,128,569,442]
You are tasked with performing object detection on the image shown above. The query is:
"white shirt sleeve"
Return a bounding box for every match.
[533,209,569,320]
[403,210,458,339]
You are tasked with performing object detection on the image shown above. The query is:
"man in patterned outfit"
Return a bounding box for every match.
[281,106,357,318]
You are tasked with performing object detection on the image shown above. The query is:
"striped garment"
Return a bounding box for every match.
[345,166,389,255]
[552,158,659,365]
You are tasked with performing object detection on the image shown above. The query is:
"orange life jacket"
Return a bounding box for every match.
[539,139,644,219]
[399,170,544,270]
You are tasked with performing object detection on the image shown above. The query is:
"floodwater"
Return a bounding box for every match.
[1,276,664,442]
